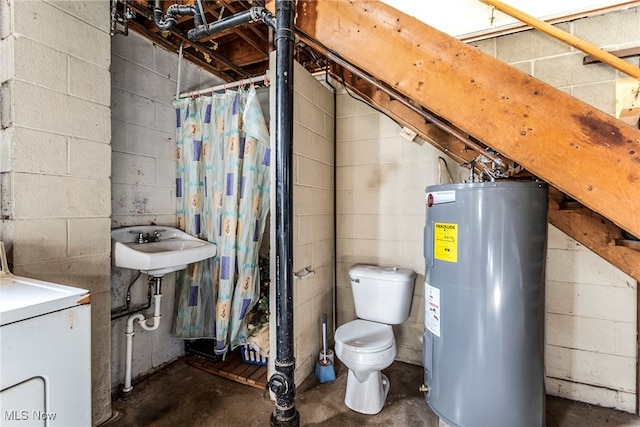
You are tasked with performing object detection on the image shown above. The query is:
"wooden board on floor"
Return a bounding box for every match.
[187,352,268,390]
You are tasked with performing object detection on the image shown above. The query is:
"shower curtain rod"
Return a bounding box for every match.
[178,74,267,99]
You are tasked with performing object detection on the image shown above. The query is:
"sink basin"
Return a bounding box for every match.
[111,226,217,276]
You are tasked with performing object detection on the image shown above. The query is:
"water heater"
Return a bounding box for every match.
[423,181,548,427]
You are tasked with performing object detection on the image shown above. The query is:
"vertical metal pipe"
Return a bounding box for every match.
[269,0,299,426]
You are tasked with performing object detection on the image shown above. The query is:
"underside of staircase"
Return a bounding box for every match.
[283,0,640,285]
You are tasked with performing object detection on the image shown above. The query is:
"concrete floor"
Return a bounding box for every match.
[104,356,640,427]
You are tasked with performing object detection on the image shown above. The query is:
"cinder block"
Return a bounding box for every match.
[13,252,110,294]
[12,173,109,218]
[69,137,111,179]
[297,95,325,135]
[573,8,640,48]
[312,188,333,215]
[312,239,333,268]
[614,321,637,358]
[545,345,571,379]
[13,80,110,142]
[69,56,111,106]
[570,348,635,392]
[469,38,496,57]
[403,240,424,272]
[156,158,176,188]
[47,0,111,33]
[336,93,354,118]
[125,124,175,160]
[10,127,67,174]
[68,217,111,257]
[534,52,617,88]
[547,224,580,250]
[336,189,353,216]
[293,184,313,216]
[111,88,156,128]
[294,61,314,102]
[155,102,176,133]
[293,122,314,158]
[353,138,381,165]
[12,219,67,264]
[546,280,573,315]
[312,78,334,115]
[123,59,175,103]
[313,132,334,166]
[351,164,378,189]
[571,81,616,115]
[0,36,14,85]
[13,37,66,92]
[91,326,112,425]
[337,113,380,142]
[13,1,110,68]
[545,377,621,410]
[110,54,125,89]
[546,313,615,354]
[572,282,635,322]
[296,156,324,188]
[351,189,380,215]
[111,182,175,217]
[496,24,571,64]
[112,31,154,70]
[546,246,617,286]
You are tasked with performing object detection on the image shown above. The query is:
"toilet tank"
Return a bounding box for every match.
[349,265,416,324]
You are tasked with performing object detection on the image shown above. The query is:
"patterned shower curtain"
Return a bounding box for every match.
[172,87,270,355]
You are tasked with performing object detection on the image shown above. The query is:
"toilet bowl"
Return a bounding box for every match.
[334,265,416,415]
[335,319,397,414]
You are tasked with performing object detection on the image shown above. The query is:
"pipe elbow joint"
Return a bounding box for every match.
[153,8,177,31]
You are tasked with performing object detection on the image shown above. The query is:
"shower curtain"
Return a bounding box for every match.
[172,86,270,355]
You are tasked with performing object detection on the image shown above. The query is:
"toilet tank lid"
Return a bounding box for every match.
[349,264,416,282]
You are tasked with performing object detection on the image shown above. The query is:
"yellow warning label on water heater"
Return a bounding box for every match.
[434,222,458,263]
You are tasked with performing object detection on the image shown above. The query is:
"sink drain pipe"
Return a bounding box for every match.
[269,0,299,426]
[122,276,163,397]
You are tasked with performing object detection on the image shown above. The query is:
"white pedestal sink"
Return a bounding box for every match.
[111,226,217,276]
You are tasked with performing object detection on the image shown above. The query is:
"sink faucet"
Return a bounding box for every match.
[152,230,164,242]
[130,229,165,243]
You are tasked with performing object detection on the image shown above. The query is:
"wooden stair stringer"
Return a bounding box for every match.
[292,0,640,243]
[335,69,640,283]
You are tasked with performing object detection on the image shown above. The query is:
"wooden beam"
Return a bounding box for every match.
[293,0,640,239]
[548,188,640,283]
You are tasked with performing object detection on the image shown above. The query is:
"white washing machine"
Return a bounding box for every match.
[0,242,91,426]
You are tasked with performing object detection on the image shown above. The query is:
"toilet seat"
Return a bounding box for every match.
[335,319,394,354]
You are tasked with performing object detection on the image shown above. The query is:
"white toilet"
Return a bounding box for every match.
[335,264,416,414]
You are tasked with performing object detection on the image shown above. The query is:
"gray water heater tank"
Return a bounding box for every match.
[423,181,548,427]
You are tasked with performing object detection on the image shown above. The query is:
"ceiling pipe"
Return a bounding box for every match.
[153,0,202,32]
[188,7,276,41]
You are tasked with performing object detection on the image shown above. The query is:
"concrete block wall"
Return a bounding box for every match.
[110,30,224,391]
[0,1,112,424]
[469,7,639,412]
[290,64,335,384]
[334,89,466,365]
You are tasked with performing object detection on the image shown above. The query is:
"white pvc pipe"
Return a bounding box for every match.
[123,294,162,394]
